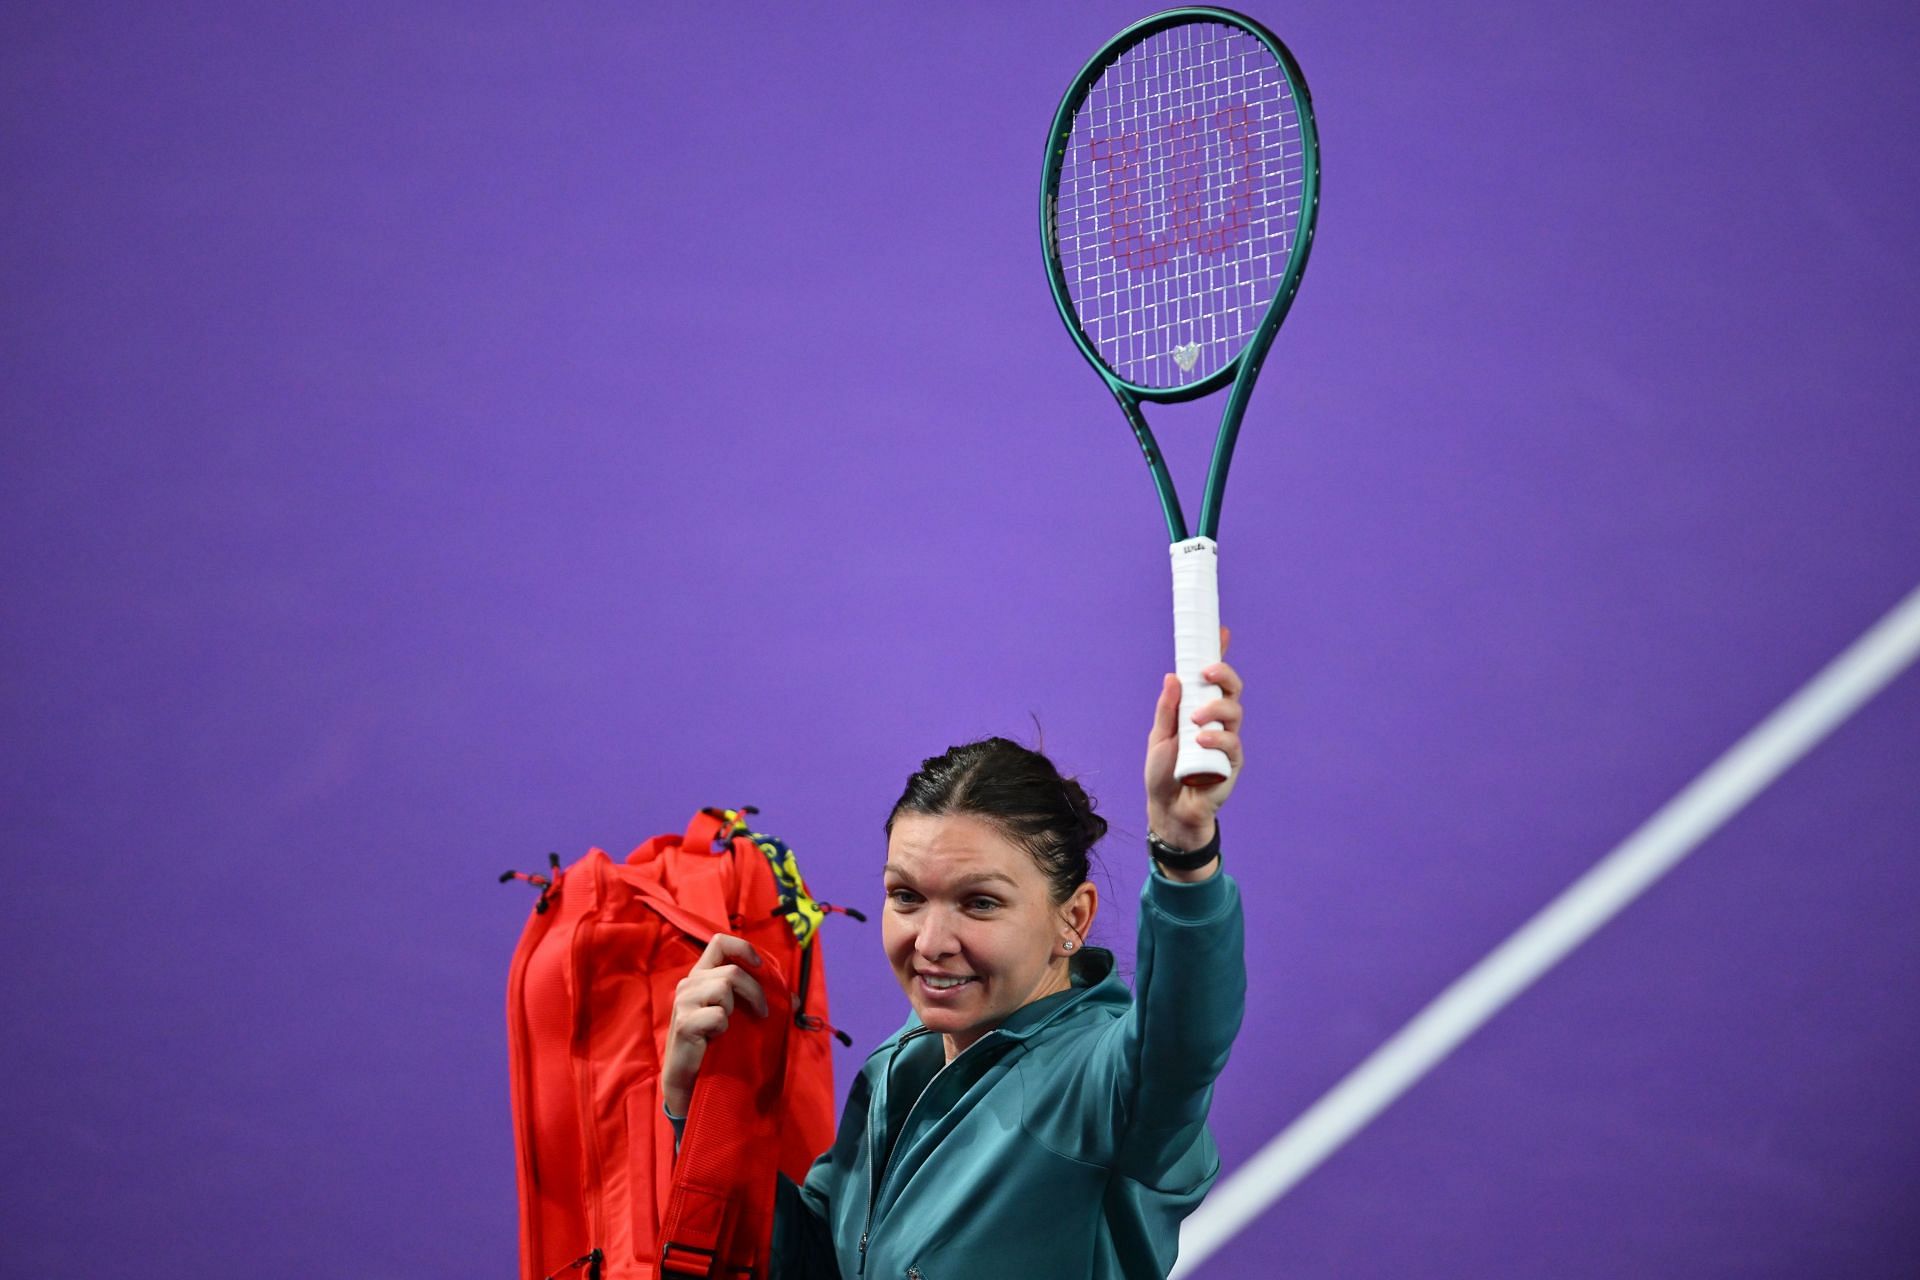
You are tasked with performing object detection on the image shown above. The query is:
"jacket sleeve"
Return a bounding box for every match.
[1110,866,1246,1182]
[771,1170,842,1280]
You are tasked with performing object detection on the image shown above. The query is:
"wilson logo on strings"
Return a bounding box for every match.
[1089,103,1256,273]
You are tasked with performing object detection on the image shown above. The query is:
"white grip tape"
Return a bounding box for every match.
[1170,536,1231,784]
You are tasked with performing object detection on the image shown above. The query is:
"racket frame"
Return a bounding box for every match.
[1040,5,1320,544]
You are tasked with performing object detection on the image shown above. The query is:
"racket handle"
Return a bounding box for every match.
[1170,536,1232,785]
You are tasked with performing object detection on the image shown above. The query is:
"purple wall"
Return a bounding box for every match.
[4,3,1916,1276]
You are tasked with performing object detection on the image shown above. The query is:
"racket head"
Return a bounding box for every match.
[1042,7,1320,403]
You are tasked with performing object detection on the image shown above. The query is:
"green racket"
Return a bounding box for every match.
[1042,6,1320,784]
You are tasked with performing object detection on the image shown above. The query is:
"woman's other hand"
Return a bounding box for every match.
[661,933,768,1117]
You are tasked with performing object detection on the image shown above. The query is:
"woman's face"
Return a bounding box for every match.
[882,812,1093,1059]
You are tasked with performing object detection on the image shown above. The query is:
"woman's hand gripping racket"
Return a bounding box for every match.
[1043,7,1319,785]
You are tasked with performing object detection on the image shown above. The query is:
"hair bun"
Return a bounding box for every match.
[1058,776,1108,854]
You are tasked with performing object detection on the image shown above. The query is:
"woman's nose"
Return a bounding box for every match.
[914,907,959,959]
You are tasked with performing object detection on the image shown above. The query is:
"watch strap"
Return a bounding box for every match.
[1148,821,1221,872]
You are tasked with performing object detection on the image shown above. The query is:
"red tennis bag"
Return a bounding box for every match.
[506,809,845,1280]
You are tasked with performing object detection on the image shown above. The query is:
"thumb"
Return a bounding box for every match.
[1150,673,1180,744]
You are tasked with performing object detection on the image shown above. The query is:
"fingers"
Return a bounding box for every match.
[686,935,767,1016]
[676,969,764,1022]
[1190,697,1243,732]
[1200,659,1243,700]
[695,932,761,972]
[1194,726,1242,763]
[679,937,769,1021]
[716,965,769,1019]
[1187,659,1244,734]
[1190,656,1244,764]
[675,1003,733,1043]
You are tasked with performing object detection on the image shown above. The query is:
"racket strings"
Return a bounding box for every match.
[1053,21,1306,390]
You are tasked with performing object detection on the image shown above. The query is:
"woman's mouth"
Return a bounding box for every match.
[917,972,977,997]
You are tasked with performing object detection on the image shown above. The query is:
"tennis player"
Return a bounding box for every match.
[664,641,1246,1278]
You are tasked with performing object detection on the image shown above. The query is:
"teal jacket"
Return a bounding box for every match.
[774,868,1246,1279]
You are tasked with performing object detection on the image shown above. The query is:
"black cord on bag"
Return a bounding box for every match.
[500,852,564,913]
[542,1246,604,1280]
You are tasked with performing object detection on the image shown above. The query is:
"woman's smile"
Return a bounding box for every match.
[916,971,979,997]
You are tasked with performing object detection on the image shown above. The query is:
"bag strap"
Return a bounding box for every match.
[658,944,792,1280]
[681,808,732,856]
[663,810,739,933]
[652,808,795,1277]
[622,873,728,950]
[616,809,741,947]
[657,1186,737,1279]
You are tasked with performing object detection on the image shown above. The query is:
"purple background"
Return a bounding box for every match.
[4,3,1916,1276]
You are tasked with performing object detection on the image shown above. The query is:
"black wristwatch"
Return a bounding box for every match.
[1147,822,1220,873]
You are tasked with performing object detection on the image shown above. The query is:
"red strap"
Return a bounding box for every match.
[658,947,791,1280]
[663,811,736,933]
[621,873,728,949]
[682,809,731,856]
[658,1185,727,1278]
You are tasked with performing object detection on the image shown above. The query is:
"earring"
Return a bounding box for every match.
[1063,940,1077,951]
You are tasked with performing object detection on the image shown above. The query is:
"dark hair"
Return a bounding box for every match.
[884,736,1107,906]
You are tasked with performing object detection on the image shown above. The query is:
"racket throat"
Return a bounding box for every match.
[1115,389,1193,542]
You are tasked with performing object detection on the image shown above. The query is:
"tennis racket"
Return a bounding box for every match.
[1042,7,1319,785]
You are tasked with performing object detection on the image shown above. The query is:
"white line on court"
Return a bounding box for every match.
[1174,582,1920,1277]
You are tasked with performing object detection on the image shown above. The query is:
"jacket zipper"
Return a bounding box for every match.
[860,1029,994,1274]
[859,1030,928,1275]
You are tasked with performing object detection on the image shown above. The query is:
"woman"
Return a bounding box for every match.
[664,648,1246,1279]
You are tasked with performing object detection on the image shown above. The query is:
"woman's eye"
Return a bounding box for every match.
[967,897,1000,913]
[887,888,920,906]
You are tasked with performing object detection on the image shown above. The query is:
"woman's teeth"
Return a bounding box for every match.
[923,975,972,989]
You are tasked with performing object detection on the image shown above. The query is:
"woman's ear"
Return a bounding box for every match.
[1061,880,1098,949]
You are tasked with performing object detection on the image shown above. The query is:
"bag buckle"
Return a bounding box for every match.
[661,1240,718,1279]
